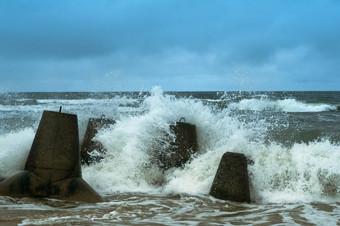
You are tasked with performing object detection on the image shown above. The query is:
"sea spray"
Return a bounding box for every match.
[0,128,34,178]
[82,87,212,194]
[250,140,340,203]
[81,88,261,194]
[81,87,340,204]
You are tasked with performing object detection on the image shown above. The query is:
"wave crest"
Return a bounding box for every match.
[228,98,337,112]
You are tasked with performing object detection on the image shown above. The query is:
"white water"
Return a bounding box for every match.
[81,87,340,204]
[228,98,337,112]
[0,87,339,205]
[0,128,33,178]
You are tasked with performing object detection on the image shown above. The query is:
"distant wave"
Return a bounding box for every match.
[0,99,38,106]
[228,98,338,112]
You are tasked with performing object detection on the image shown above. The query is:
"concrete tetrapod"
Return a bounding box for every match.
[0,111,103,202]
[210,152,251,203]
[157,121,198,169]
[81,117,115,165]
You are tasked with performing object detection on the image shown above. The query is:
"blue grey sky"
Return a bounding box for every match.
[1,0,340,91]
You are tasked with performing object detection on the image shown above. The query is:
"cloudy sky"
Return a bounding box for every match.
[1,0,340,92]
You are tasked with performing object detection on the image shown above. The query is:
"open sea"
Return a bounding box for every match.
[0,87,339,225]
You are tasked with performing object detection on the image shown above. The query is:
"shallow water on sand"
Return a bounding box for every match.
[1,195,339,225]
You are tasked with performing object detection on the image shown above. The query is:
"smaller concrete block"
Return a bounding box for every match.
[157,121,198,169]
[210,152,251,203]
[81,118,115,165]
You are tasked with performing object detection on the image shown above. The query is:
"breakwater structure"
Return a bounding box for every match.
[81,117,251,203]
[0,110,251,203]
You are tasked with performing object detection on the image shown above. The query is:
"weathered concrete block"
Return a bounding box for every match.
[210,152,251,203]
[158,121,198,169]
[81,117,115,165]
[26,111,81,179]
[0,110,102,202]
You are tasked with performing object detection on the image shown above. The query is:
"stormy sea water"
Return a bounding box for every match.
[0,87,339,225]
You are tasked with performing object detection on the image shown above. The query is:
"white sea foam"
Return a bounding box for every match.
[0,128,34,178]
[228,98,337,112]
[249,140,340,203]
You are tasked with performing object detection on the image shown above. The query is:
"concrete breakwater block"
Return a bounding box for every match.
[0,110,102,202]
[81,117,115,165]
[158,121,198,169]
[210,152,251,203]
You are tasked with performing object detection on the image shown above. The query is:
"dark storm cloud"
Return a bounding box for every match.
[1,0,340,91]
[0,0,326,60]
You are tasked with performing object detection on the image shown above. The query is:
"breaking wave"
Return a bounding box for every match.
[228,98,337,112]
[81,87,340,204]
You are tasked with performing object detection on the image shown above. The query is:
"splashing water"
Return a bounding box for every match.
[78,87,340,204]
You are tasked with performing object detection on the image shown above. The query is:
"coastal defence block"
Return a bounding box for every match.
[158,121,198,169]
[80,117,116,165]
[210,152,251,203]
[0,110,102,202]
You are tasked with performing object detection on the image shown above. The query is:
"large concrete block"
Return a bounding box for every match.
[0,110,102,202]
[210,152,251,203]
[80,117,115,165]
[25,111,81,179]
[157,121,198,169]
